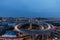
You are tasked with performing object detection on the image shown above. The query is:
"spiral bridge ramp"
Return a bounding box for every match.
[14,20,57,40]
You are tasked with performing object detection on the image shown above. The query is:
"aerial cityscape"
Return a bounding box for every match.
[0,17,59,40]
[0,0,60,40]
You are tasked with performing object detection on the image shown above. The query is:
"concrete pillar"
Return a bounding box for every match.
[42,35,48,40]
[28,23,32,30]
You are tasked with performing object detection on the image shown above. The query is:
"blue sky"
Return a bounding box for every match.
[0,0,60,17]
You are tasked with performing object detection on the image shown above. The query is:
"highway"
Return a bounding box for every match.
[15,23,55,34]
[14,22,55,40]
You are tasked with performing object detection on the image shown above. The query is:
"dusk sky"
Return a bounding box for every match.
[0,0,60,17]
